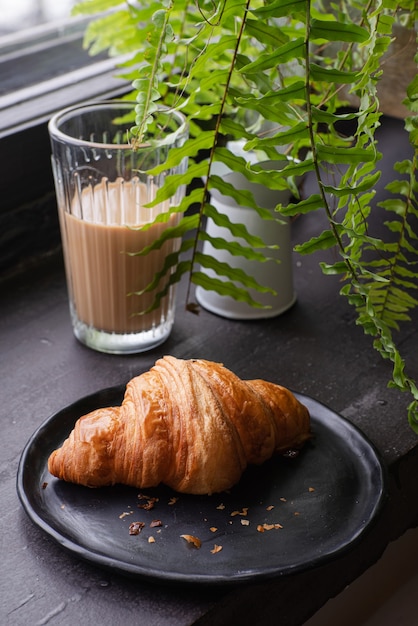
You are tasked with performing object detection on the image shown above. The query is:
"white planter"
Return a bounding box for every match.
[196,166,296,319]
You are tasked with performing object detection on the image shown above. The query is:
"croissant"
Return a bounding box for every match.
[48,356,311,495]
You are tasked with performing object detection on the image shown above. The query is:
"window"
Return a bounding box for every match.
[0,1,128,277]
[0,3,127,137]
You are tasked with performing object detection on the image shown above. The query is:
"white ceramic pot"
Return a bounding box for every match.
[196,166,296,319]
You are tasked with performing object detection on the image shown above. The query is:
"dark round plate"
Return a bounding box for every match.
[17,386,386,586]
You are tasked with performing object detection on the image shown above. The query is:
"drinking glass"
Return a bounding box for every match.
[49,101,188,354]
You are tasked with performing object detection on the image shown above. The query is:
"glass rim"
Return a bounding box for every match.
[48,100,188,150]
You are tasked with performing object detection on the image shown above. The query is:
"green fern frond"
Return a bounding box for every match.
[73,0,418,428]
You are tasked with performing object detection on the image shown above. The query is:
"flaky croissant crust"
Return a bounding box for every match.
[48,356,311,494]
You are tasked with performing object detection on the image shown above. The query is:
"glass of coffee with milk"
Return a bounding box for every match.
[49,101,188,354]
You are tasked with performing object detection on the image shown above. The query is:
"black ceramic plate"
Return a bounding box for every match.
[17,386,386,586]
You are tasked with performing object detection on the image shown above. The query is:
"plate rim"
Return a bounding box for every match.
[16,386,387,586]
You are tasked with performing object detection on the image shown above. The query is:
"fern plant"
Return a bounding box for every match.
[73,0,418,430]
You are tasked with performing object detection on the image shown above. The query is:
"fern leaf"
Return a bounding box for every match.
[195,252,276,294]
[191,272,269,308]
[295,230,338,254]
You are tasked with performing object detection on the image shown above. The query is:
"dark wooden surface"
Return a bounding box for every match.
[2,115,418,625]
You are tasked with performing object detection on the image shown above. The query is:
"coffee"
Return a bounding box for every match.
[61,177,180,334]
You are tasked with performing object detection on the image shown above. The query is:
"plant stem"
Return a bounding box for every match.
[304,0,362,288]
[132,2,173,148]
[185,0,252,308]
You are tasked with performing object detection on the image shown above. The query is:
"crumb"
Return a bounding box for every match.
[150,519,162,528]
[41,482,48,490]
[216,503,225,510]
[231,507,248,517]
[119,511,133,519]
[210,527,218,533]
[211,544,223,554]
[138,496,159,510]
[168,497,178,506]
[148,536,155,543]
[129,521,145,536]
[308,487,315,492]
[138,493,159,510]
[257,523,283,532]
[241,519,250,526]
[266,505,274,511]
[280,497,287,502]
[181,534,201,549]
